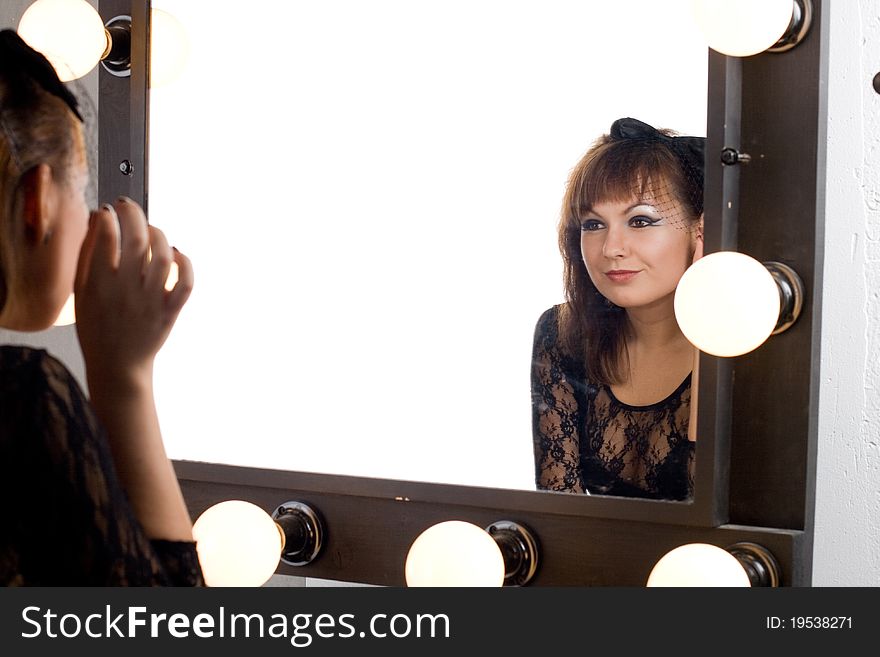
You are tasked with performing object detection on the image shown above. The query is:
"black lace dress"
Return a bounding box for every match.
[531,306,694,501]
[0,345,204,586]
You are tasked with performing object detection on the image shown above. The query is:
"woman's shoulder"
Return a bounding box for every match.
[0,345,86,421]
[0,344,77,388]
[533,304,584,370]
[0,345,105,484]
[534,303,563,337]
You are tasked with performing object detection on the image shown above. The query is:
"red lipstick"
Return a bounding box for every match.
[604,270,640,283]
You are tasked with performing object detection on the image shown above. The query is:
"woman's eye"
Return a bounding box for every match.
[580,220,603,232]
[630,215,658,228]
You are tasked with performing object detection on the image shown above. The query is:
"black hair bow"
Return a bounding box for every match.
[609,116,705,178]
[0,29,83,122]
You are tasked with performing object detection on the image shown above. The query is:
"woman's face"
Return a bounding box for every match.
[579,189,697,313]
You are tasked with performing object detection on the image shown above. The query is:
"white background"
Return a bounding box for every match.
[148,0,708,490]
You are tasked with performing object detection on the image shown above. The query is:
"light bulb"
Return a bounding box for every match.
[691,0,794,57]
[18,0,108,82]
[192,500,282,587]
[674,251,780,357]
[53,293,76,326]
[150,8,190,88]
[405,520,505,587]
[647,543,751,587]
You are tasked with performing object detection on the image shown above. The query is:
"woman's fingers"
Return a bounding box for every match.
[145,224,194,319]
[75,205,120,294]
[144,225,173,292]
[115,196,150,279]
[76,198,192,312]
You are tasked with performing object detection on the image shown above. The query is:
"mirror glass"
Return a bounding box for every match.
[149,0,708,493]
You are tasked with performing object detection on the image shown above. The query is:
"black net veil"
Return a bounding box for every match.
[566,116,706,239]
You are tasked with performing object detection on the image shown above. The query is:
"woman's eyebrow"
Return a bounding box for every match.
[578,206,603,220]
[625,202,660,213]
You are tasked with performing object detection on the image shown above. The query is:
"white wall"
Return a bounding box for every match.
[812,0,880,586]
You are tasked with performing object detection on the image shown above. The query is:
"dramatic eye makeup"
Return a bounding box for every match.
[579,202,664,232]
[580,219,604,232]
[628,215,660,228]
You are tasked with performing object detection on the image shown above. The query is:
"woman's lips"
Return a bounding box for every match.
[604,270,640,283]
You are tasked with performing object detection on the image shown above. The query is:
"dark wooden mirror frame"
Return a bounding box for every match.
[97,0,826,586]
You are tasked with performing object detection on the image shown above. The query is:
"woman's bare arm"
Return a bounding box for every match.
[74,198,194,541]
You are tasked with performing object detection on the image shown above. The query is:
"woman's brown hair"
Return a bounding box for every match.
[0,30,83,313]
[556,120,704,385]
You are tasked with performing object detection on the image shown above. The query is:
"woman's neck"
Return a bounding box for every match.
[614,297,697,405]
[624,296,688,350]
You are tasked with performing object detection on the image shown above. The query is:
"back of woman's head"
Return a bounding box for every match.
[0,29,84,312]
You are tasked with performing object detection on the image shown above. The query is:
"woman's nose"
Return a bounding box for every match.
[602,227,627,258]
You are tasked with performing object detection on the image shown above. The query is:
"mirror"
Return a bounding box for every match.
[148,0,709,495]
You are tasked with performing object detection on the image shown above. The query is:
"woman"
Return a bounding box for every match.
[531,117,704,501]
[0,30,202,584]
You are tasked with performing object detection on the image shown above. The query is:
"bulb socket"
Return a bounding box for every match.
[766,0,813,53]
[485,520,540,586]
[272,501,325,566]
[763,261,804,335]
[726,542,781,587]
[101,15,131,77]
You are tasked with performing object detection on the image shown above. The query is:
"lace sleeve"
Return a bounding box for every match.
[531,306,585,493]
[150,540,204,585]
[0,346,204,586]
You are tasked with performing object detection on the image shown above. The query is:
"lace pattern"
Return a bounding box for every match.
[531,306,694,500]
[0,345,204,586]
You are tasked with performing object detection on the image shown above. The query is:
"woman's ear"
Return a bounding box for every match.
[20,163,53,245]
[692,214,704,263]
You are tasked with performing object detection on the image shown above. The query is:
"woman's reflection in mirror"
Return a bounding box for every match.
[0,31,202,584]
[532,117,704,501]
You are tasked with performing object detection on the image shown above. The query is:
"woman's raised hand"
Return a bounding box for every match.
[74,197,193,387]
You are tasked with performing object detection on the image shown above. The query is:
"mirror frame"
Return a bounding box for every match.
[97,0,826,585]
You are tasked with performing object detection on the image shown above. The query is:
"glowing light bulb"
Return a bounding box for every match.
[150,8,190,88]
[405,520,505,587]
[674,251,780,357]
[18,0,108,81]
[53,293,76,326]
[192,500,282,587]
[691,0,794,57]
[647,543,751,587]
